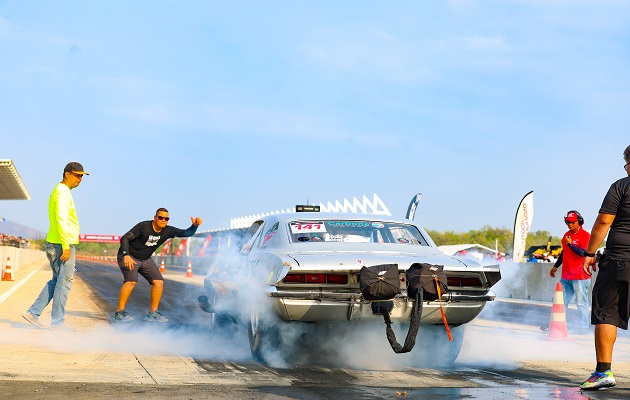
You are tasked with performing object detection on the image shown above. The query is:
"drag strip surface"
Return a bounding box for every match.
[73,260,630,399]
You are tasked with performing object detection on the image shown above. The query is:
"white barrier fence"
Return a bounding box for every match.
[0,246,46,274]
[492,261,598,303]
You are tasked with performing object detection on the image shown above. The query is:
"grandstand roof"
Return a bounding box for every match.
[0,159,31,200]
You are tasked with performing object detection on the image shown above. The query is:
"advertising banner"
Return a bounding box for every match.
[512,191,534,262]
[79,234,121,243]
[405,193,423,221]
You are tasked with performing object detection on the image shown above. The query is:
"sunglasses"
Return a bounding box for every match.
[156,216,170,221]
[71,172,84,178]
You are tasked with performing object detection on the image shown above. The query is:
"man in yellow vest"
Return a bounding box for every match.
[23,162,88,331]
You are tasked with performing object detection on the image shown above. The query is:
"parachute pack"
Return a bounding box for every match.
[359,263,452,354]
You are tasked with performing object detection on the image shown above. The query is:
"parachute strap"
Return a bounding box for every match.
[434,276,453,341]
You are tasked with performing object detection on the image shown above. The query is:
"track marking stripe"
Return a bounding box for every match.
[0,270,38,305]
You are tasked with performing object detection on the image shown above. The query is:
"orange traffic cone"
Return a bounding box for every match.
[185,260,193,278]
[2,257,14,281]
[159,259,166,273]
[547,282,568,340]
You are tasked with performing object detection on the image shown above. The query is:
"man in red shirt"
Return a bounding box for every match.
[550,210,591,334]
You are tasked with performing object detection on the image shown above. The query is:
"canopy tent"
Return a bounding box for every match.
[0,160,30,200]
[439,244,501,263]
[439,243,500,256]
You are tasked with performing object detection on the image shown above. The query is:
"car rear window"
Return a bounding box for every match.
[288,220,429,246]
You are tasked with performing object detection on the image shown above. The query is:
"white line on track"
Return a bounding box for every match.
[0,269,38,305]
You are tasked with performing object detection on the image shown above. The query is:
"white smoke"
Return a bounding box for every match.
[6,248,605,373]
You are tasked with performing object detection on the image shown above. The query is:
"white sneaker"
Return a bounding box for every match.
[581,370,616,390]
[22,312,45,329]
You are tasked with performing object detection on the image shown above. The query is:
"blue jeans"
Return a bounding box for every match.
[561,278,591,330]
[28,242,75,326]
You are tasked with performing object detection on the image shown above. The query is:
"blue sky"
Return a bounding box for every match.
[1,1,629,239]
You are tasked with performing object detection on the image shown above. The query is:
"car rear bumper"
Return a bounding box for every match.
[266,287,494,324]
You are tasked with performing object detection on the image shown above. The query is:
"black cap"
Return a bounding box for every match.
[64,162,89,175]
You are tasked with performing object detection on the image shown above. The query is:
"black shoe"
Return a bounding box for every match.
[144,310,168,323]
[114,310,134,323]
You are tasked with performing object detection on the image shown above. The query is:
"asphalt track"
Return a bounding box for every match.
[2,259,630,399]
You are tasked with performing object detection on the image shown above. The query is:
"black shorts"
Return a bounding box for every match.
[591,258,630,330]
[118,255,163,283]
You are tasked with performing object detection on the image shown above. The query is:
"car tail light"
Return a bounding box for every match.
[283,273,348,284]
[447,277,461,286]
[446,276,482,287]
[306,274,326,283]
[460,277,482,287]
[326,274,348,284]
[284,274,305,283]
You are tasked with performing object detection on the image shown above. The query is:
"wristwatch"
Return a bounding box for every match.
[584,251,596,257]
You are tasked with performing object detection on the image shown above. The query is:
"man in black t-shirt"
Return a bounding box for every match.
[580,145,630,390]
[114,207,202,323]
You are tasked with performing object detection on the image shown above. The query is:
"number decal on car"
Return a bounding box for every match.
[289,222,327,233]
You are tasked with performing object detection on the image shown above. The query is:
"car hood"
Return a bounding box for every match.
[286,251,478,271]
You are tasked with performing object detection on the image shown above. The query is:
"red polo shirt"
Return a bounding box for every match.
[560,226,591,281]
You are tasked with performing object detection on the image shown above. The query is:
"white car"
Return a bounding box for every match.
[199,209,501,364]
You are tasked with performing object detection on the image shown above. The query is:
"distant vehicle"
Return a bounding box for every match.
[525,245,562,258]
[198,209,501,365]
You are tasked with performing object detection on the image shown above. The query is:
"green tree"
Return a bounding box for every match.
[75,242,119,256]
[425,226,562,255]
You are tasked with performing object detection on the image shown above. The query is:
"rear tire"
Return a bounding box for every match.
[406,324,465,367]
[441,325,465,365]
[201,285,236,333]
[248,308,281,363]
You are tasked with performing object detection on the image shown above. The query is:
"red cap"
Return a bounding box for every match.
[564,212,578,222]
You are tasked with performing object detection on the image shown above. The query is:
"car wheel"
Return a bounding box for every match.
[199,286,236,333]
[406,324,465,367]
[206,291,218,330]
[441,325,465,365]
[248,308,281,363]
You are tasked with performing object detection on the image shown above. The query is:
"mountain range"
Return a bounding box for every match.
[0,218,46,239]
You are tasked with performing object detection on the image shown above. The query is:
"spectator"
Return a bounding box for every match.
[549,211,591,335]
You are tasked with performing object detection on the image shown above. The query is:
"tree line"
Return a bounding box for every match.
[425,225,562,255]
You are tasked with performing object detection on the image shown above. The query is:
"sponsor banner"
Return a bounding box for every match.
[160,239,172,256]
[79,234,121,243]
[405,193,422,220]
[199,235,212,256]
[175,239,187,256]
[512,191,534,262]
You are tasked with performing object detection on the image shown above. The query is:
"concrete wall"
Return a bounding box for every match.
[0,246,46,274]
[492,261,597,303]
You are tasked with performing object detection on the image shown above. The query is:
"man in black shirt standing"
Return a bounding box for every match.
[115,207,202,323]
[581,145,630,390]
